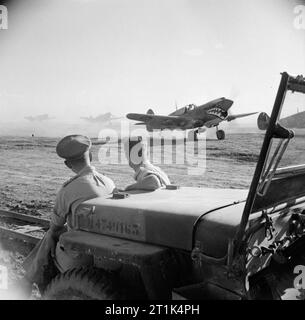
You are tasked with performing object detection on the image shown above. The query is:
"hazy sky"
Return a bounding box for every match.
[0,0,305,136]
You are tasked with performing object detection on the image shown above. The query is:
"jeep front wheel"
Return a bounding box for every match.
[43,267,122,300]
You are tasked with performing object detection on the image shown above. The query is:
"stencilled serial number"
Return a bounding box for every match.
[77,214,142,237]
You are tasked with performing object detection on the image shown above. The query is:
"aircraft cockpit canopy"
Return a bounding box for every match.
[171,104,197,116]
[186,104,196,111]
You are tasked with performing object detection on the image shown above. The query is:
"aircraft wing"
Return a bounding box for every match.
[226,112,258,122]
[126,113,155,122]
[126,113,193,127]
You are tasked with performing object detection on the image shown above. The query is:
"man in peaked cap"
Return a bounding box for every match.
[53,135,115,227]
[23,135,115,295]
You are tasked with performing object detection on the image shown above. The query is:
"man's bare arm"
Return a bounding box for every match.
[125,174,161,191]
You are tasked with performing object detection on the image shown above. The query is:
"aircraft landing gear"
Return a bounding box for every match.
[188,129,199,141]
[216,127,225,140]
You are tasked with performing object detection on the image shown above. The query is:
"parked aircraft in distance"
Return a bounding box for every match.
[25,114,55,121]
[81,112,122,124]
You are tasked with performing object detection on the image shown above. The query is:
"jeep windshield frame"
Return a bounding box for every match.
[233,72,305,256]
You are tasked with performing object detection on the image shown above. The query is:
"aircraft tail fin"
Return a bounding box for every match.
[147,109,154,115]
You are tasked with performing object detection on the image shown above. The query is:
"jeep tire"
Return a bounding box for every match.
[43,267,122,300]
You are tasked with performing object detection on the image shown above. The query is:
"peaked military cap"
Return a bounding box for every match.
[56,135,92,160]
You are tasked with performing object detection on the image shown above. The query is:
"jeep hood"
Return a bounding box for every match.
[74,187,247,254]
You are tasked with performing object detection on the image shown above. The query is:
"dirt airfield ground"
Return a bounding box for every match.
[1,131,305,298]
[0,133,264,217]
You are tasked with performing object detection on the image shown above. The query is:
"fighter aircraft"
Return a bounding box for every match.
[126,97,257,140]
[81,112,122,124]
[25,114,55,121]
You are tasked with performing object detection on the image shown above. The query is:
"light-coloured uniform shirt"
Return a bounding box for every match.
[52,165,115,228]
[134,162,170,187]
